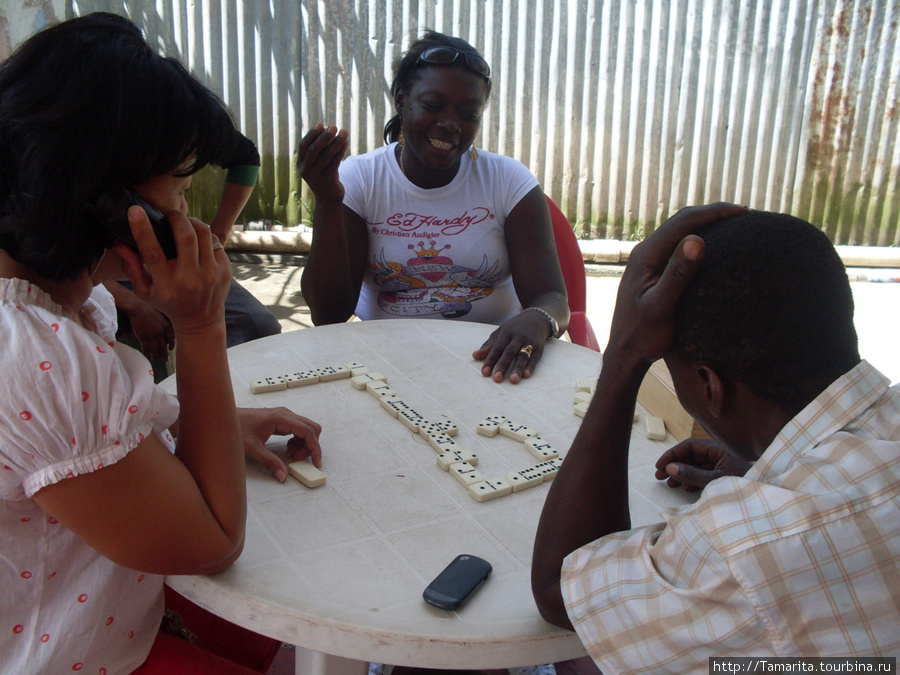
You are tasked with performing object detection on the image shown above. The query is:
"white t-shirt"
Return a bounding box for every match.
[341,143,539,324]
[0,279,179,675]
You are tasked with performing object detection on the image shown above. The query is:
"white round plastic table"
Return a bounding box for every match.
[161,319,695,673]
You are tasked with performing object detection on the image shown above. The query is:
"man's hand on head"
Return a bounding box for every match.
[532,202,746,631]
[605,203,748,371]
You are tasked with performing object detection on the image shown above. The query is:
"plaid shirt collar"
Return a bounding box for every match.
[746,360,891,483]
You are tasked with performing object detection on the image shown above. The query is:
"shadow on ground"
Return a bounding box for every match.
[229,253,314,332]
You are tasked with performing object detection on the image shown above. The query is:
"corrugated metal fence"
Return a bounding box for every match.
[68,0,900,245]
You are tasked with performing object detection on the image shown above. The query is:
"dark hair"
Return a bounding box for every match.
[0,12,242,281]
[673,210,860,414]
[383,30,492,144]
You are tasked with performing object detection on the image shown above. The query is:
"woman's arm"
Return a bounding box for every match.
[298,124,369,324]
[33,422,245,576]
[301,201,369,324]
[506,187,570,331]
[473,186,570,383]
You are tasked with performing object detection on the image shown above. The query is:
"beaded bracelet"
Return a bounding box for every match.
[523,306,560,338]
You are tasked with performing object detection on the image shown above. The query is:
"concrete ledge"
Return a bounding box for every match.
[578,239,638,264]
[226,230,313,254]
[578,240,900,269]
[835,245,900,268]
[225,230,899,269]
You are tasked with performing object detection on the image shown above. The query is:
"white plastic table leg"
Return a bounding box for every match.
[294,646,370,675]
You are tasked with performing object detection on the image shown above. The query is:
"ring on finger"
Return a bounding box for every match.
[518,344,534,359]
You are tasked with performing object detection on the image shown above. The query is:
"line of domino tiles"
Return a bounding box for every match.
[250,362,563,501]
[573,377,668,440]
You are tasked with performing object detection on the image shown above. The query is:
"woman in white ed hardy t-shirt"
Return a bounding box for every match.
[298,30,570,385]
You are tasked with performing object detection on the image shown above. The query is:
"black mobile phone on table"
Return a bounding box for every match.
[90,188,178,259]
[423,554,492,611]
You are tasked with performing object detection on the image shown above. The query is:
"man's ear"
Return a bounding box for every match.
[395,91,406,115]
[697,364,726,419]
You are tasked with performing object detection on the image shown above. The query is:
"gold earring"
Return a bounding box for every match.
[470,145,478,162]
[398,129,406,147]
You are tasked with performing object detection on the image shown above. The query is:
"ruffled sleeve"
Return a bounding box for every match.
[0,279,179,500]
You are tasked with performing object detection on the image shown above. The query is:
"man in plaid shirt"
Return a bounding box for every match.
[533,204,900,673]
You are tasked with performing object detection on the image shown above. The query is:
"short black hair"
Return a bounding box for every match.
[383,30,492,144]
[0,12,241,281]
[673,210,860,414]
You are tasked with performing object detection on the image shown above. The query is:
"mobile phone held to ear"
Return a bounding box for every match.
[91,189,178,259]
[423,554,492,611]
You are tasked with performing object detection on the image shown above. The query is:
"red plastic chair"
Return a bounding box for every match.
[545,195,601,351]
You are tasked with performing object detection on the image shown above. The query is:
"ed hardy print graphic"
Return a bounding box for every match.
[365,204,505,318]
[369,240,503,318]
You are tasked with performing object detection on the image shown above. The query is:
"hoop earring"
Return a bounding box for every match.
[398,128,406,147]
[470,145,478,162]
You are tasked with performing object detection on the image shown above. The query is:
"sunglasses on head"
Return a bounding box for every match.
[416,46,491,81]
